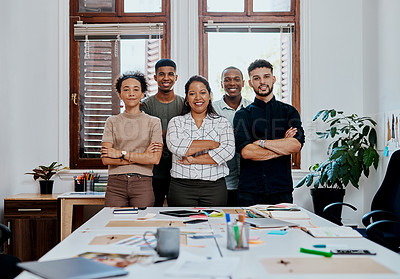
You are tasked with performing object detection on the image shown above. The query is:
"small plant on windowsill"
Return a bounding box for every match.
[295,109,379,216]
[25,162,69,194]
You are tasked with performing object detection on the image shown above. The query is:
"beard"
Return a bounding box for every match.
[254,85,273,97]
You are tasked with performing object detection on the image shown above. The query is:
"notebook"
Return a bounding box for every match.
[245,218,298,228]
[17,257,128,279]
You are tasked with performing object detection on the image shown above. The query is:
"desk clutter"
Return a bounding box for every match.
[16,205,400,279]
[74,171,108,192]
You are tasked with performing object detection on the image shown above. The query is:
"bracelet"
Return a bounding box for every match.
[260,140,265,149]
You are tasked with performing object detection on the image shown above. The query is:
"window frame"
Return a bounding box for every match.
[69,0,171,169]
[198,0,301,169]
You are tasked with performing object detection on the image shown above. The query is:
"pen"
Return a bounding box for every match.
[225,213,231,223]
[300,247,333,257]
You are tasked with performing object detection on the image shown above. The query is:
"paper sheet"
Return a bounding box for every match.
[165,256,240,277]
[261,257,395,274]
[302,226,363,238]
[106,220,185,227]
[89,234,133,245]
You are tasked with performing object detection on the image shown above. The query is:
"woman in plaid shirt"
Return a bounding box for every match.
[166,75,235,206]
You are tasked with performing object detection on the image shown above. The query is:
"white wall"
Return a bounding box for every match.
[1,0,399,226]
[361,0,400,218]
[0,0,67,220]
[294,0,366,225]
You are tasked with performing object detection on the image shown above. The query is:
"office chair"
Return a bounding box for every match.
[322,150,400,252]
[0,223,22,279]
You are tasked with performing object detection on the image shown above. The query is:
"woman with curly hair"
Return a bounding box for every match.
[101,71,163,207]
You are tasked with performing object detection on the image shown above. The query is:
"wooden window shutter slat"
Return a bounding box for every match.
[79,41,120,158]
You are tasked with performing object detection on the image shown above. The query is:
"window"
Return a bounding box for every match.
[70,0,170,169]
[199,0,301,168]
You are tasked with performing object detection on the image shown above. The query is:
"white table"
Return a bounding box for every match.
[17,207,400,279]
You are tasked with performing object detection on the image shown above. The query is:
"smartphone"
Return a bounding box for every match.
[183,219,208,224]
[331,249,376,255]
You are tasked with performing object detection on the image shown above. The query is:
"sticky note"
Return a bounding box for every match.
[268,230,288,235]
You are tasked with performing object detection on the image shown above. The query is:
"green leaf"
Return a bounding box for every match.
[369,128,377,147]
[330,127,337,138]
[330,110,337,117]
[316,132,327,138]
[364,165,370,177]
[306,175,314,187]
[330,149,343,160]
[313,177,321,188]
[342,173,350,186]
[362,126,370,136]
[322,110,331,121]
[363,147,374,167]
[295,176,307,188]
[349,175,359,188]
[312,110,325,121]
[329,118,341,126]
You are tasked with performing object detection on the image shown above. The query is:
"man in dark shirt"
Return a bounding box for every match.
[233,59,305,206]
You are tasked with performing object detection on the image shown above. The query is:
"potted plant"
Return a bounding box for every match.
[25,162,69,194]
[295,109,379,217]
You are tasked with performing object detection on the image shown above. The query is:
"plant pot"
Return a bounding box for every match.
[39,180,54,194]
[310,188,345,218]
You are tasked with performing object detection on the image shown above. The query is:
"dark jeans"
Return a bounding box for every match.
[152,177,171,207]
[237,191,293,207]
[227,189,238,207]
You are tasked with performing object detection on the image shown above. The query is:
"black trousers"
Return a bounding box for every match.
[152,177,171,207]
[168,177,227,207]
[237,191,293,207]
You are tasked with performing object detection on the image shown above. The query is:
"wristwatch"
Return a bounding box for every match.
[120,150,127,160]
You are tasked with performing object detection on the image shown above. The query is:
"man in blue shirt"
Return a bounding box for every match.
[214,67,251,206]
[233,59,305,206]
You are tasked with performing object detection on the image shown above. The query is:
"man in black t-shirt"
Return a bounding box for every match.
[233,59,305,206]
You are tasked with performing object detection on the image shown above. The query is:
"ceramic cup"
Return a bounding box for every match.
[143,227,180,258]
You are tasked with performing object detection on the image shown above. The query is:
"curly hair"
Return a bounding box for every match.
[115,71,148,94]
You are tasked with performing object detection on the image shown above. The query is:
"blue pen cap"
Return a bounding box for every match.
[225,213,231,223]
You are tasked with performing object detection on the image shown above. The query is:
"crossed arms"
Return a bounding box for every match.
[166,117,235,165]
[241,127,302,161]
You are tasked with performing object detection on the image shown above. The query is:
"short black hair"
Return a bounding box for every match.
[181,75,218,118]
[115,71,147,94]
[247,59,274,76]
[221,66,243,81]
[155,59,176,73]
